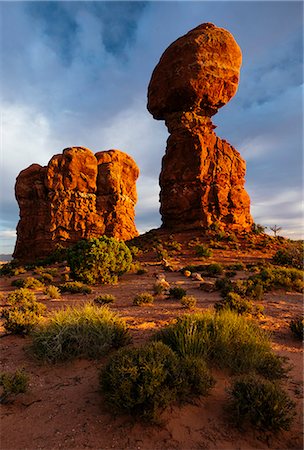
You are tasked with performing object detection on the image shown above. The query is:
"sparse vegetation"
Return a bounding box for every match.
[94,294,115,305]
[31,304,130,362]
[59,281,92,294]
[272,242,303,270]
[2,289,46,335]
[133,292,154,306]
[0,369,29,403]
[195,244,213,258]
[100,341,214,421]
[155,310,286,378]
[180,295,197,309]
[203,263,224,276]
[67,236,132,285]
[289,316,303,340]
[228,375,295,431]
[45,285,61,300]
[169,287,187,300]
[214,292,254,315]
[11,277,44,289]
[251,223,266,235]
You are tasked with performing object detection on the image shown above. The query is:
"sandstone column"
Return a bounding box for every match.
[147,23,253,231]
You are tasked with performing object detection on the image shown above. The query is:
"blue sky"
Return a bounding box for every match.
[0,1,303,253]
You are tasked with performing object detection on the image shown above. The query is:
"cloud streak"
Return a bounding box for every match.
[0,1,303,253]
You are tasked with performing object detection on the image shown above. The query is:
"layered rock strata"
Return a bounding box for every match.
[13,147,139,262]
[147,23,253,231]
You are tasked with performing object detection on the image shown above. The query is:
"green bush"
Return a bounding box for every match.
[45,285,61,300]
[204,263,224,276]
[181,296,197,309]
[67,236,132,285]
[59,281,92,294]
[289,316,303,340]
[94,294,115,305]
[155,310,285,378]
[100,342,214,421]
[169,287,187,300]
[272,242,303,269]
[249,267,303,293]
[31,304,130,362]
[38,273,54,284]
[214,292,254,315]
[251,223,266,235]
[11,277,44,289]
[133,292,154,306]
[0,369,29,403]
[228,375,295,431]
[227,263,245,271]
[195,244,213,258]
[2,289,46,335]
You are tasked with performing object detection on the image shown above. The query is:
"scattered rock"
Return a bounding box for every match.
[199,281,215,292]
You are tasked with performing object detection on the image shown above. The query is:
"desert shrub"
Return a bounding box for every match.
[67,236,132,285]
[249,267,303,293]
[181,296,197,309]
[38,273,54,284]
[289,316,303,340]
[182,264,206,273]
[31,304,130,362]
[272,242,303,270]
[11,277,44,290]
[100,342,214,421]
[127,245,142,258]
[176,356,215,400]
[226,271,237,278]
[137,268,148,275]
[2,288,46,335]
[155,245,169,261]
[0,261,19,277]
[0,369,29,403]
[195,244,213,258]
[45,285,61,300]
[34,267,58,277]
[133,292,154,306]
[256,353,290,381]
[163,240,182,251]
[228,375,295,431]
[59,281,92,294]
[169,287,187,300]
[155,310,285,378]
[214,292,253,315]
[94,294,115,305]
[251,223,266,235]
[204,263,224,276]
[227,263,245,271]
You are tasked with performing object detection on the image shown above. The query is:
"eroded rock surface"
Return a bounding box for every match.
[13,147,139,262]
[148,23,253,231]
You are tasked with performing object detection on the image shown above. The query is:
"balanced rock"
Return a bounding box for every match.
[147,23,253,231]
[13,147,139,262]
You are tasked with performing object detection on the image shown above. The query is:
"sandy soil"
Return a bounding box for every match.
[0,231,303,450]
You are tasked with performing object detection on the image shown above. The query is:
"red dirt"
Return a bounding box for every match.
[0,231,303,450]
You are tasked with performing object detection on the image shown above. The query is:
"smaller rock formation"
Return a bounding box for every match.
[13,147,139,262]
[147,23,253,231]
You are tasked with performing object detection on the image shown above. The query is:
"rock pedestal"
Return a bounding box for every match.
[147,23,253,231]
[13,147,139,262]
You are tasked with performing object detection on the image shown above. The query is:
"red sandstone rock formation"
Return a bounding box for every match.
[13,147,139,262]
[147,23,253,231]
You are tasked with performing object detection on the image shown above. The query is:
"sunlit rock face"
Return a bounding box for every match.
[147,23,253,231]
[13,147,139,262]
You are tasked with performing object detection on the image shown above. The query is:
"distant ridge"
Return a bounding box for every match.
[0,254,12,262]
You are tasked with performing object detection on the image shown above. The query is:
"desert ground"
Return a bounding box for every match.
[0,230,303,450]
